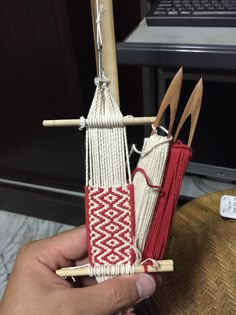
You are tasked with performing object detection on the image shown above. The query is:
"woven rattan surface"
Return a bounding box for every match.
[137,189,236,315]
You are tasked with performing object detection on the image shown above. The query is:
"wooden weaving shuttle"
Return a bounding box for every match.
[152,67,183,137]
[173,78,203,146]
[142,78,203,261]
[131,68,183,265]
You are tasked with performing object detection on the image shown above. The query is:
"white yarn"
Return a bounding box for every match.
[86,3,132,288]
[86,0,131,188]
[89,264,135,277]
[85,81,132,290]
[95,0,106,49]
[78,116,86,130]
[133,131,171,256]
[86,6,133,311]
[86,82,131,187]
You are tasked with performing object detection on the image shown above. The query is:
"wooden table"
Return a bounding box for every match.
[136,189,236,315]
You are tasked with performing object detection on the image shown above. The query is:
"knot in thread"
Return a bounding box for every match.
[94,76,110,88]
[78,116,86,130]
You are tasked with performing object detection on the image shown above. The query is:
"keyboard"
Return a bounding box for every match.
[146,0,236,27]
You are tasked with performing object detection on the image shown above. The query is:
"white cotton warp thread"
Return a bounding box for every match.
[88,264,135,278]
[85,79,133,288]
[85,80,131,188]
[132,131,171,258]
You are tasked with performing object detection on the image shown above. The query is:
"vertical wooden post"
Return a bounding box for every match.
[90,0,120,106]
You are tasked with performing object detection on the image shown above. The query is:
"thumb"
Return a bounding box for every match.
[79,273,158,315]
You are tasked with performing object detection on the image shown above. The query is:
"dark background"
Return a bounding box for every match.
[0,0,143,191]
[0,0,144,224]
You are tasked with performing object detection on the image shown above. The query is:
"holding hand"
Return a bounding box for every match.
[0,225,161,315]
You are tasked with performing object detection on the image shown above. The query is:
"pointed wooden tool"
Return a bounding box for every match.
[152,67,183,137]
[173,78,203,146]
[142,78,203,261]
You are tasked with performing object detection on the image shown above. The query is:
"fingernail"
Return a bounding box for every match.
[136,274,156,299]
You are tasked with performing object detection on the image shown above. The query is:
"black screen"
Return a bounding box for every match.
[161,70,236,183]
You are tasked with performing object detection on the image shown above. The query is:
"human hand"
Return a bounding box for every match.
[0,225,161,315]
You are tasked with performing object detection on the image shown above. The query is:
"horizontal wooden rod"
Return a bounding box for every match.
[56,260,174,277]
[42,117,157,128]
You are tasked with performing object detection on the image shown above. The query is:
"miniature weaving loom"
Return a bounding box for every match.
[43,0,203,280]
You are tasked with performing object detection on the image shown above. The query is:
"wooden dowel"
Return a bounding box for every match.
[42,116,157,127]
[90,0,120,105]
[56,260,174,277]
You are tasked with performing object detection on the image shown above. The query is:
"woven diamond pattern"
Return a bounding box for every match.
[85,184,135,265]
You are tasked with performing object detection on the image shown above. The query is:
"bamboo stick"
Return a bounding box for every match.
[56,260,174,277]
[42,116,157,127]
[90,0,120,105]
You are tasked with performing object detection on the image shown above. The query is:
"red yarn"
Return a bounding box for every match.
[143,141,192,260]
[132,167,163,191]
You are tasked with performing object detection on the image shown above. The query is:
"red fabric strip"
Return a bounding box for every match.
[85,184,135,266]
[143,141,192,260]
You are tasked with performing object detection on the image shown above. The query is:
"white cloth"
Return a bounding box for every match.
[0,210,74,300]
